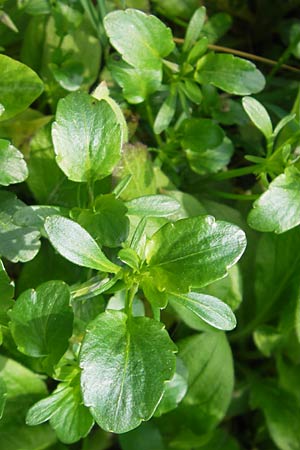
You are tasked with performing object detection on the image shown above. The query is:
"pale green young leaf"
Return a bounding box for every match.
[154,88,177,134]
[9,281,73,365]
[0,55,43,122]
[0,139,28,186]
[168,291,236,330]
[52,92,122,182]
[109,58,162,104]
[91,81,128,143]
[183,6,206,51]
[113,144,156,200]
[187,37,208,65]
[104,9,174,70]
[145,216,246,292]
[242,96,273,139]
[126,195,180,217]
[196,53,265,95]
[45,216,120,273]
[80,310,176,433]
[248,167,300,234]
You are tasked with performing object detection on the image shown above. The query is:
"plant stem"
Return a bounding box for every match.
[145,101,163,147]
[125,283,138,317]
[212,165,259,181]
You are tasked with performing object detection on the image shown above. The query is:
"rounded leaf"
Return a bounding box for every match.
[52,92,122,182]
[80,310,176,433]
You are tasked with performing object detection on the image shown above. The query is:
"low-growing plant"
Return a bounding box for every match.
[1,1,300,449]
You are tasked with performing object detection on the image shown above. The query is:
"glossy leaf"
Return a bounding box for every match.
[104,9,174,70]
[0,55,43,121]
[109,58,162,104]
[52,92,122,182]
[80,310,176,433]
[154,358,188,417]
[0,191,40,263]
[145,216,246,292]
[73,194,129,248]
[9,281,73,365]
[126,195,180,217]
[167,291,236,330]
[248,167,300,234]
[242,96,273,139]
[196,53,265,95]
[26,376,94,444]
[45,216,120,273]
[0,139,28,186]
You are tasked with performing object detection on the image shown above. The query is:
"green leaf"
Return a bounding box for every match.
[251,380,300,450]
[154,88,177,134]
[0,191,40,263]
[0,377,7,420]
[0,139,28,186]
[167,292,236,330]
[145,216,246,292]
[45,216,120,273]
[200,12,232,44]
[154,358,188,417]
[91,82,128,143]
[248,167,300,234]
[26,375,94,444]
[183,6,206,51]
[0,355,47,422]
[9,281,73,365]
[52,92,122,182]
[79,310,176,433]
[126,195,180,217]
[181,118,224,152]
[72,194,129,248]
[113,144,156,200]
[119,422,165,450]
[242,96,273,139]
[195,53,265,95]
[109,58,162,104]
[177,331,234,432]
[26,124,81,207]
[182,80,203,104]
[0,55,43,122]
[187,37,208,65]
[200,265,243,312]
[104,9,174,70]
[0,259,14,305]
[186,136,233,175]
